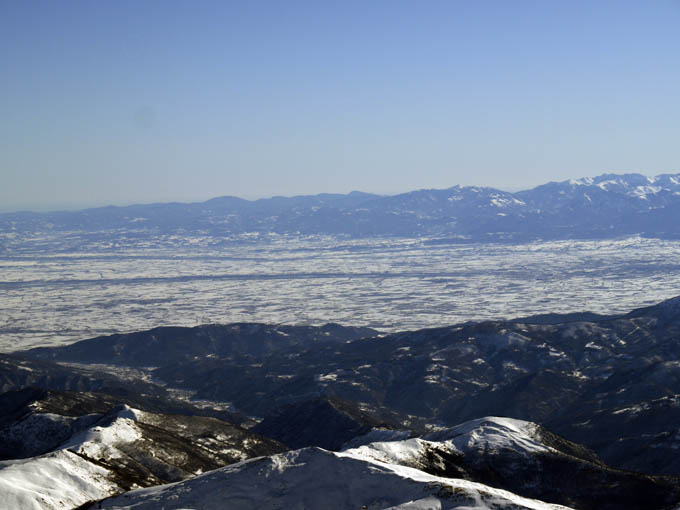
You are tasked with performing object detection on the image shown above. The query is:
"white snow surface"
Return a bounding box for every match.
[0,449,117,510]
[62,406,143,459]
[424,417,550,456]
[345,417,550,469]
[97,446,573,510]
[0,406,143,510]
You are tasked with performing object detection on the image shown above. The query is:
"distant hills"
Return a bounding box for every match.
[3,172,680,241]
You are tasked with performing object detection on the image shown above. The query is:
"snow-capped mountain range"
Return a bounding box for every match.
[3,172,680,242]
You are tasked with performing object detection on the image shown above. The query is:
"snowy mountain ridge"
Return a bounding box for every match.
[566,172,680,197]
[0,400,285,510]
[4,171,680,243]
[5,409,676,510]
[0,410,577,510]
[346,417,550,466]
[93,434,575,510]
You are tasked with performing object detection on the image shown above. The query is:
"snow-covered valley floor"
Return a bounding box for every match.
[2,235,680,351]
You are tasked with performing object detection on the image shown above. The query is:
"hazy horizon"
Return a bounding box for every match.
[3,1,679,211]
[3,169,678,214]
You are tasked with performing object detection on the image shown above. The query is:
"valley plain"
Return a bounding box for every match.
[2,234,680,352]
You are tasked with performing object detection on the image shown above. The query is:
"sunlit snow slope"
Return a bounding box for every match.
[0,406,141,510]
[95,445,573,510]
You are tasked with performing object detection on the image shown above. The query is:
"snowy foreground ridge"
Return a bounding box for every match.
[0,410,574,510]
[96,447,573,510]
[20,411,569,510]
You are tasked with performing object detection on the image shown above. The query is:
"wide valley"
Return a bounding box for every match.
[1,233,679,351]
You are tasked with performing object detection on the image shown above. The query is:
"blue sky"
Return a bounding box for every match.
[2,1,679,210]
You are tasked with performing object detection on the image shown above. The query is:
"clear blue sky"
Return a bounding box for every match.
[2,0,679,211]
